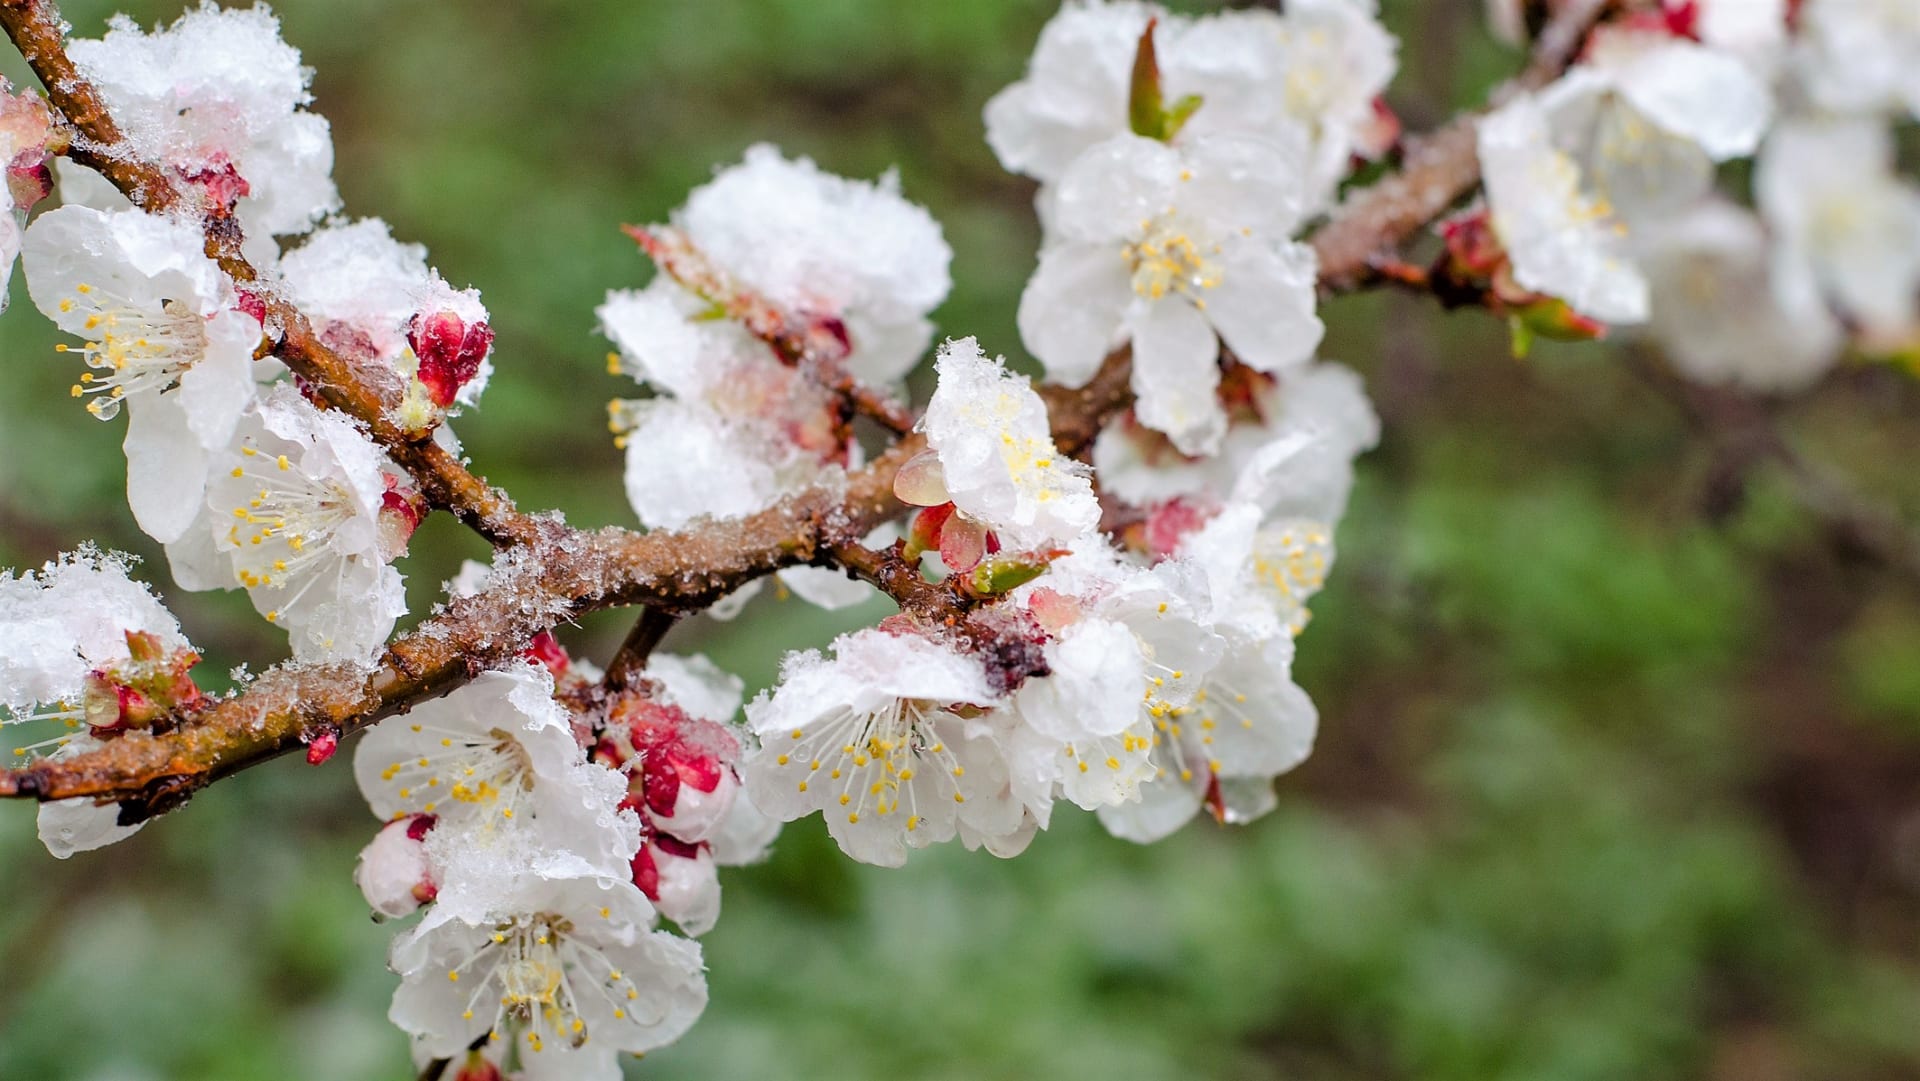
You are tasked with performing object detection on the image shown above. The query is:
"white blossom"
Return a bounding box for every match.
[67,2,339,239]
[1637,199,1843,392]
[742,628,1025,867]
[673,144,951,383]
[1756,116,1920,345]
[1178,502,1336,641]
[983,1,1392,206]
[1011,553,1225,810]
[388,874,706,1067]
[1098,630,1315,842]
[1794,0,1920,120]
[171,385,408,663]
[1537,29,1771,222]
[23,205,261,543]
[1266,0,1400,203]
[0,547,184,718]
[355,663,641,920]
[356,815,438,920]
[1,551,190,858]
[907,336,1099,550]
[1094,362,1379,522]
[1477,92,1649,324]
[1019,132,1323,454]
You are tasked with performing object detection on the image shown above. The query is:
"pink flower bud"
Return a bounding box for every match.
[523,631,571,678]
[631,835,720,936]
[304,725,340,766]
[79,630,207,735]
[406,310,494,408]
[1142,497,1216,561]
[376,479,427,561]
[354,815,437,919]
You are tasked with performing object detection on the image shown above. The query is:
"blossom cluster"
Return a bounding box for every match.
[9,0,1901,1073]
[349,616,774,1076]
[1474,0,1920,389]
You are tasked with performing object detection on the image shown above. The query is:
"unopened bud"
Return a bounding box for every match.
[407,310,495,408]
[902,502,955,563]
[79,630,205,733]
[354,815,437,919]
[377,480,427,561]
[523,631,570,678]
[631,835,720,936]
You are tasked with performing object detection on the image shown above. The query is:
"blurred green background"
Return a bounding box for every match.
[5,1,1920,1078]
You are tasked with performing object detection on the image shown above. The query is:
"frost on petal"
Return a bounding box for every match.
[982,0,1159,182]
[1479,92,1649,325]
[356,664,641,916]
[598,279,747,400]
[199,386,406,664]
[643,654,746,723]
[68,4,339,235]
[921,337,1099,550]
[619,399,824,531]
[278,218,431,359]
[674,144,951,382]
[388,876,704,1059]
[1013,618,1145,743]
[741,629,1014,867]
[1129,296,1225,456]
[1017,242,1132,387]
[0,547,184,713]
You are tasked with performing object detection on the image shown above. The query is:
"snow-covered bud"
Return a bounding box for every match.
[77,629,204,734]
[354,814,437,919]
[376,478,427,560]
[631,834,721,936]
[406,309,495,409]
[523,630,571,679]
[601,689,743,842]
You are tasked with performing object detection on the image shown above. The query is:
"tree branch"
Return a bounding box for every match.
[0,0,1603,813]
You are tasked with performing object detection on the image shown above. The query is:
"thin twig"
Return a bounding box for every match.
[603,607,679,691]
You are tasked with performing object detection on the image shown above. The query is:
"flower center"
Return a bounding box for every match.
[58,286,207,420]
[444,910,660,1054]
[377,725,535,819]
[773,698,971,832]
[1124,215,1223,302]
[225,445,360,621]
[1251,522,1332,633]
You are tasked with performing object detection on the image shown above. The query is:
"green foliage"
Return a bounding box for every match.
[4,2,1919,1079]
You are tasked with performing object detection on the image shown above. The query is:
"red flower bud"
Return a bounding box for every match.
[407,310,494,408]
